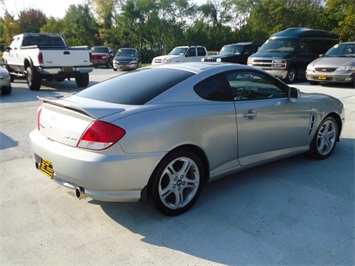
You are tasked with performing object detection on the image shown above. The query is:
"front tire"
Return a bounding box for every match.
[26,66,41,90]
[149,150,205,216]
[309,116,338,159]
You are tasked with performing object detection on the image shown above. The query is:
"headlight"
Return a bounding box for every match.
[307,64,315,71]
[216,58,222,62]
[272,59,286,68]
[163,59,171,64]
[130,60,138,64]
[336,65,355,72]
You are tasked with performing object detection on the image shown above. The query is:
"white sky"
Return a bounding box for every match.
[1,0,207,19]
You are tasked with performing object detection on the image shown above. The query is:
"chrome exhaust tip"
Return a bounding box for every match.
[75,187,86,199]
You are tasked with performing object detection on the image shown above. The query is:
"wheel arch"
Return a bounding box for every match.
[327,112,343,141]
[140,144,210,204]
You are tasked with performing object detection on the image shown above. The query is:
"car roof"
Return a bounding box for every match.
[224,42,263,46]
[151,62,257,74]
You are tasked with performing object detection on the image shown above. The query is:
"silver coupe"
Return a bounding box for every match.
[30,62,345,216]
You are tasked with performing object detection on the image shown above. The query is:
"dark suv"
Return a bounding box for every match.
[202,42,263,64]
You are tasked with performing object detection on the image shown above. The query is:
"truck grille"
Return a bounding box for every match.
[203,58,217,62]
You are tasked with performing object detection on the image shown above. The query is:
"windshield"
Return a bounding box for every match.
[169,47,188,55]
[116,49,137,57]
[219,45,242,56]
[259,38,297,53]
[325,43,355,57]
[91,47,109,53]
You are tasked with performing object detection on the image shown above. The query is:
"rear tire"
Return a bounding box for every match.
[26,66,41,91]
[148,150,205,216]
[75,73,89,87]
[309,116,338,159]
[1,86,12,95]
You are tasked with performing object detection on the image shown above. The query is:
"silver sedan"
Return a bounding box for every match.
[30,62,345,216]
[306,42,355,86]
[0,66,12,95]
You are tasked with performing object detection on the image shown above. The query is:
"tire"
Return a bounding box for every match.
[309,81,319,85]
[284,67,297,84]
[26,66,41,91]
[309,116,338,160]
[149,150,205,216]
[1,86,12,95]
[113,68,117,71]
[75,73,89,87]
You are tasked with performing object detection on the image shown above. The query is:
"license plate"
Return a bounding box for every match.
[40,158,53,179]
[63,67,73,72]
[318,74,327,80]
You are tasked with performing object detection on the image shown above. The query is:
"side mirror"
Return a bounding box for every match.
[289,87,300,103]
[6,46,12,52]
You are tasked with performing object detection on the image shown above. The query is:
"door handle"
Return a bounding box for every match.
[243,110,257,120]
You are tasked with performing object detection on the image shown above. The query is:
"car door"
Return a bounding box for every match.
[226,71,311,166]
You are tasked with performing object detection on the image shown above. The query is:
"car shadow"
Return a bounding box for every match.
[94,138,354,265]
[0,78,99,103]
[0,132,18,150]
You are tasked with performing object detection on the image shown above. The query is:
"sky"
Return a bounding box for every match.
[1,0,207,19]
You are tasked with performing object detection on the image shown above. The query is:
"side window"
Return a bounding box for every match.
[242,46,253,56]
[197,47,207,56]
[226,71,287,101]
[194,74,234,101]
[186,47,196,57]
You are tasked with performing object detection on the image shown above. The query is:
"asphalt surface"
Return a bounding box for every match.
[1,68,354,265]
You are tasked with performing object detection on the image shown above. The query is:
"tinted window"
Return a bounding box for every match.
[197,47,207,56]
[194,71,287,101]
[77,68,194,105]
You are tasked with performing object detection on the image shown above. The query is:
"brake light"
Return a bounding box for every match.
[38,52,43,64]
[37,106,42,130]
[77,120,126,150]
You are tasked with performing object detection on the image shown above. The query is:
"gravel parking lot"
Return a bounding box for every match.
[1,69,354,265]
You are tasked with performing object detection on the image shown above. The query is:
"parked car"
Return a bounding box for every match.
[30,62,344,216]
[248,28,338,83]
[112,48,140,71]
[202,42,263,64]
[0,65,12,95]
[90,46,114,68]
[152,46,208,65]
[3,33,93,90]
[306,42,355,86]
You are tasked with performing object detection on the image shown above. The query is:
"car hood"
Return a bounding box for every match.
[114,56,137,61]
[154,55,182,60]
[309,57,355,68]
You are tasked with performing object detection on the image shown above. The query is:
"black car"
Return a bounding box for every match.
[112,48,140,71]
[202,42,263,64]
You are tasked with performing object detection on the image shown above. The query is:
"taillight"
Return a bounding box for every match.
[77,120,126,150]
[37,106,42,130]
[38,52,43,64]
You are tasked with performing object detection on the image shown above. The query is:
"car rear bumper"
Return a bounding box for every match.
[29,129,165,202]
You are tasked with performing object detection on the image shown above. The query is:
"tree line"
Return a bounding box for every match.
[0,0,354,63]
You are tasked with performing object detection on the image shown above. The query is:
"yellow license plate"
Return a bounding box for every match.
[63,67,73,72]
[318,74,327,80]
[40,158,53,179]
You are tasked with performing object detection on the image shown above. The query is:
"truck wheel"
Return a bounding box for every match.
[284,67,297,84]
[26,66,41,91]
[75,73,89,87]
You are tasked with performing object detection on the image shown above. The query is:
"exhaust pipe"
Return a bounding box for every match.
[75,187,86,199]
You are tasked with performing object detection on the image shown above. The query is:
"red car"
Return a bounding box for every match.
[90,46,114,68]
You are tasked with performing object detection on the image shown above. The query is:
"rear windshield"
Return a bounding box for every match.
[76,68,195,105]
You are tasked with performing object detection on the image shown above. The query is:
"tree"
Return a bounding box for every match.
[18,8,47,32]
[61,4,99,46]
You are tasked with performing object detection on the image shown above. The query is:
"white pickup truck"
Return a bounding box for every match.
[3,33,93,90]
[151,46,208,65]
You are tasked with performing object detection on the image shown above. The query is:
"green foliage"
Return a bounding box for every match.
[0,0,353,63]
